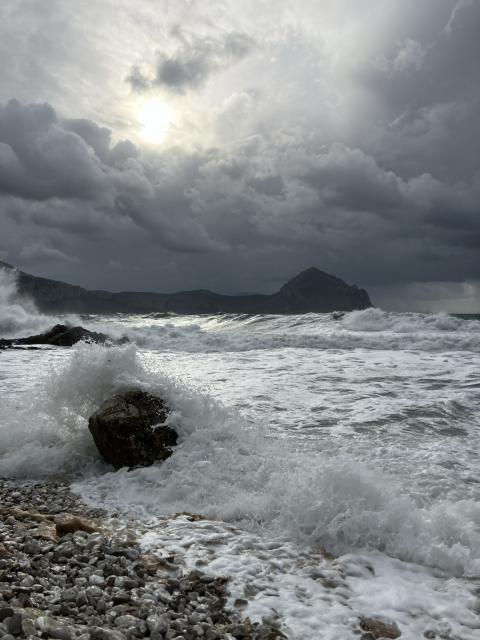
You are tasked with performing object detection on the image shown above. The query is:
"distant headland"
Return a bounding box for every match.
[0,261,372,314]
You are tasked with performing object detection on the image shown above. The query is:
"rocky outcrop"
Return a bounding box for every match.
[1,260,373,314]
[0,324,120,349]
[266,267,372,313]
[0,260,89,309]
[88,390,178,470]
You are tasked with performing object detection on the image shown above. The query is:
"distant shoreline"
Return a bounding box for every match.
[0,261,373,315]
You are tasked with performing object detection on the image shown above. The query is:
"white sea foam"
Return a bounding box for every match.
[139,515,480,640]
[1,341,480,580]
[341,307,480,333]
[0,268,80,337]
[82,308,480,354]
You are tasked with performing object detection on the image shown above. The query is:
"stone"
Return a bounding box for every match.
[111,593,130,606]
[156,589,173,605]
[36,616,66,636]
[88,390,178,470]
[87,588,102,601]
[21,619,37,638]
[0,610,14,622]
[90,628,127,640]
[114,616,138,629]
[359,619,401,639]
[60,589,77,602]
[56,518,99,537]
[76,593,88,608]
[233,599,247,608]
[96,599,107,613]
[146,616,168,635]
[89,576,106,588]
[50,628,72,640]
[20,575,34,588]
[122,580,138,590]
[7,612,23,636]
[123,549,139,561]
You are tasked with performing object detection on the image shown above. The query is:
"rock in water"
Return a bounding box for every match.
[0,323,125,348]
[360,618,401,639]
[88,390,178,470]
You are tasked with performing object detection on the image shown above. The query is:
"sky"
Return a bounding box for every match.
[0,0,479,311]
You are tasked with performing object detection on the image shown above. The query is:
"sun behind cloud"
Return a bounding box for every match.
[138,99,171,143]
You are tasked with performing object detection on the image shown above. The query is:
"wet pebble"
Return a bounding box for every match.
[0,478,287,640]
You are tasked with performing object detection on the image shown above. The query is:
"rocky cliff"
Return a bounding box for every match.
[0,261,373,314]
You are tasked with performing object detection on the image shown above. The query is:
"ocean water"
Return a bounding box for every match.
[1,271,480,638]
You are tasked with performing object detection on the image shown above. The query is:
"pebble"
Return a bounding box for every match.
[0,478,287,640]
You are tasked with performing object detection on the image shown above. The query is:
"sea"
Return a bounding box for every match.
[1,271,480,639]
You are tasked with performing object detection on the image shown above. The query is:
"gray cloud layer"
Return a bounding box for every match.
[128,30,256,93]
[0,0,479,309]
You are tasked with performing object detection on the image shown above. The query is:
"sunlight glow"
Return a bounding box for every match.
[138,99,171,143]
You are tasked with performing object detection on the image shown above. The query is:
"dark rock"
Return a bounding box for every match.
[6,612,23,636]
[0,609,14,622]
[88,390,178,470]
[112,593,131,605]
[359,618,401,639]
[15,324,111,347]
[0,323,126,349]
[76,592,88,608]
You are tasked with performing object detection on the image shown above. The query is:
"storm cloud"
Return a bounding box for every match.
[0,0,479,309]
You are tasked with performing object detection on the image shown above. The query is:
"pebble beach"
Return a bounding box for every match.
[0,478,291,640]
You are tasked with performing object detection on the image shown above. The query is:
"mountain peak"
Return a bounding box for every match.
[0,262,372,314]
[277,266,372,311]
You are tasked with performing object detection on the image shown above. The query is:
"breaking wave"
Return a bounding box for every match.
[1,342,480,578]
[88,308,480,354]
[0,268,80,337]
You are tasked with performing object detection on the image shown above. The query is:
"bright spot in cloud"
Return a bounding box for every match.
[138,99,171,143]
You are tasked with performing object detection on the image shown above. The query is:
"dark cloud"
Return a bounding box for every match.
[62,118,112,162]
[2,95,479,296]
[0,0,480,310]
[0,99,227,256]
[344,0,480,185]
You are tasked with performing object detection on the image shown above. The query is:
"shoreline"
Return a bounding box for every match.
[2,473,480,639]
[0,478,290,640]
